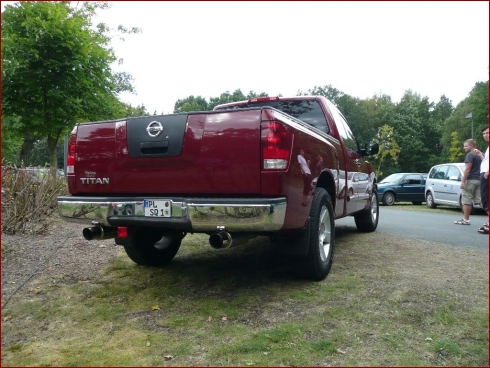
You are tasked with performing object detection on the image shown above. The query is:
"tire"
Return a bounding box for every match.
[123,228,184,266]
[412,201,422,205]
[382,192,395,206]
[426,192,437,208]
[290,188,334,281]
[354,190,379,232]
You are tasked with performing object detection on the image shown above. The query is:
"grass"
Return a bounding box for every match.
[2,223,488,366]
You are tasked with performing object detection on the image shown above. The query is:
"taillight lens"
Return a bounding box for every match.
[66,127,77,174]
[261,120,293,170]
[117,227,128,238]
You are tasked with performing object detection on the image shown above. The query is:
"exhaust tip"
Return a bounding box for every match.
[83,227,99,240]
[209,232,232,249]
[82,226,117,241]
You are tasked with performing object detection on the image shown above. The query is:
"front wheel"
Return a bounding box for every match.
[426,192,437,208]
[354,190,379,232]
[123,228,184,266]
[290,188,334,281]
[382,192,395,206]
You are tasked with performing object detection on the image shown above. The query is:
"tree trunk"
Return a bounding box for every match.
[47,135,59,178]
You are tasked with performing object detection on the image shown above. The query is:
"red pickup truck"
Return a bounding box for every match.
[57,96,379,280]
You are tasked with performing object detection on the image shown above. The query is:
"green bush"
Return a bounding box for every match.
[1,164,69,234]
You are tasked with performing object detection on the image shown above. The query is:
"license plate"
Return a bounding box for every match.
[144,200,171,217]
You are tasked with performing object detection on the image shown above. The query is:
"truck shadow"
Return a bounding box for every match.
[114,225,364,303]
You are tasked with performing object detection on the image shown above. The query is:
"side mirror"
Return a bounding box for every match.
[358,142,379,157]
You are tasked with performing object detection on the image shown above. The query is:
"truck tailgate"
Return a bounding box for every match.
[71,110,262,195]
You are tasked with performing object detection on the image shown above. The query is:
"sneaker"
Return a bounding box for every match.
[478,223,489,234]
[454,219,470,225]
[478,228,489,234]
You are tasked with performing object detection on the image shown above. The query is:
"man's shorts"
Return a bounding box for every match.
[462,179,481,205]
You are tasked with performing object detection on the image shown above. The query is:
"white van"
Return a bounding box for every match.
[425,163,481,213]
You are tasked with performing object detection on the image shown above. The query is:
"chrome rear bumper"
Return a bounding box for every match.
[57,196,287,232]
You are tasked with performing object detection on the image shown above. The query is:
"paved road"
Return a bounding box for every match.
[335,207,489,251]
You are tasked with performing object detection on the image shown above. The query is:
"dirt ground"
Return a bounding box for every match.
[1,218,122,309]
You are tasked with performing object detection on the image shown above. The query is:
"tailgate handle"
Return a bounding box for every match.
[140,141,169,155]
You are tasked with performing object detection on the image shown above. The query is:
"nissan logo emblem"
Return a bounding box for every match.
[146,121,163,138]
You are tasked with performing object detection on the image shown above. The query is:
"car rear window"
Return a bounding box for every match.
[218,99,329,134]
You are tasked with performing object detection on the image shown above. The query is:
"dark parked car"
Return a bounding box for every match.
[378,173,427,206]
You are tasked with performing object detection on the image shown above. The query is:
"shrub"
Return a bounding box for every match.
[1,164,69,234]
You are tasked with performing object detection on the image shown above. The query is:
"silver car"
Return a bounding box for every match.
[425,163,481,213]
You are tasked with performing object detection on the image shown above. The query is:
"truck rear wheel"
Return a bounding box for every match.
[123,228,184,266]
[354,190,379,232]
[291,188,334,281]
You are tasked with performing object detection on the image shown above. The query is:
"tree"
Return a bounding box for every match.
[118,103,152,118]
[29,138,65,168]
[1,116,23,164]
[208,89,246,110]
[467,81,489,149]
[173,95,209,113]
[448,131,465,162]
[173,89,268,113]
[439,81,488,161]
[1,1,140,176]
[371,124,401,178]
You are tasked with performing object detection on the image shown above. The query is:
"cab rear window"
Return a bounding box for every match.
[219,100,329,134]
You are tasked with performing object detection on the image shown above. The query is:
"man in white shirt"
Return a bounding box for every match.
[474,125,489,234]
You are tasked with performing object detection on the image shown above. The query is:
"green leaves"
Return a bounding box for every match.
[1,1,139,170]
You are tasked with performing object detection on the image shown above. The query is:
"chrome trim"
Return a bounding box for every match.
[187,202,286,232]
[57,198,286,232]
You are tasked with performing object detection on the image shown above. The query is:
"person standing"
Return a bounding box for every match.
[473,126,489,234]
[454,139,482,225]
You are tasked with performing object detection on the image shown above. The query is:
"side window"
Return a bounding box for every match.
[430,166,446,179]
[447,165,461,180]
[404,174,421,185]
[326,100,359,152]
[358,173,369,181]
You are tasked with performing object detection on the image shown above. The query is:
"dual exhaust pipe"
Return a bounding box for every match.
[83,227,255,250]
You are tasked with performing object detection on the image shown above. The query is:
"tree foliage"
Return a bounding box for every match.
[449,131,465,163]
[370,124,401,178]
[174,89,268,113]
[1,1,486,179]
[1,1,140,174]
[1,116,24,164]
[174,95,209,113]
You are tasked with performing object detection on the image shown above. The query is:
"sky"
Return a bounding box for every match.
[2,1,489,115]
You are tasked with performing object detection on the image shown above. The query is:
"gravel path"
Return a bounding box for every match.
[1,218,123,309]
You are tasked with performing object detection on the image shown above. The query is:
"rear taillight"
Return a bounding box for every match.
[66,126,77,174]
[117,227,128,238]
[261,120,293,170]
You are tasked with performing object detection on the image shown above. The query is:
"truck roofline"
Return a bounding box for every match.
[213,95,322,111]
